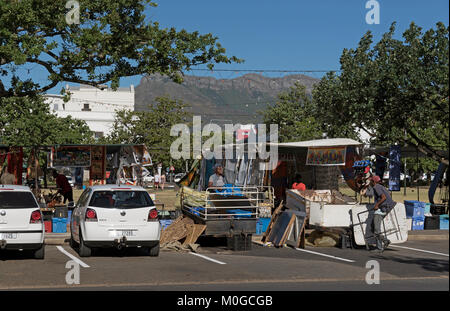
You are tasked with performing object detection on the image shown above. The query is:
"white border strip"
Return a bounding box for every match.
[56,246,90,268]
[295,248,356,263]
[390,245,449,257]
[190,252,226,265]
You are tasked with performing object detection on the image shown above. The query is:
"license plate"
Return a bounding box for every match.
[110,230,135,237]
[1,233,17,239]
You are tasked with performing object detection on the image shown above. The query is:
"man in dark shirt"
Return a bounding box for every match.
[53,170,73,204]
[362,175,395,251]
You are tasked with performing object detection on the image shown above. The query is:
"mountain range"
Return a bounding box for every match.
[135,73,319,124]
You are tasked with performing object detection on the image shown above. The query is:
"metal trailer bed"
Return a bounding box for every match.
[181,186,272,249]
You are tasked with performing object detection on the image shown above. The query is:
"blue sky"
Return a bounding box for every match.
[27,0,450,93]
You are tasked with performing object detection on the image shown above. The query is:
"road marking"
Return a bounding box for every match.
[295,248,356,263]
[190,252,226,265]
[389,245,449,257]
[56,246,90,268]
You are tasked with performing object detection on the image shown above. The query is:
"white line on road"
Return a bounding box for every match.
[295,248,356,263]
[190,252,226,265]
[389,245,449,257]
[56,246,90,268]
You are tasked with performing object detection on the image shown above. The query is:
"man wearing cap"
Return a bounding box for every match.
[362,175,394,251]
[208,164,226,189]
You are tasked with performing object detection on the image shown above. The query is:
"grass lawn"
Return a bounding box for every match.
[339,183,446,204]
[68,184,444,209]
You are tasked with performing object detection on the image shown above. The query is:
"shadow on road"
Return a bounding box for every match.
[371,254,449,273]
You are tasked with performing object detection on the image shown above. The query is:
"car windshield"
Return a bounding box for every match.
[0,192,38,208]
[89,191,154,209]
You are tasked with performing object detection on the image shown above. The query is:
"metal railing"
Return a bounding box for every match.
[183,186,268,221]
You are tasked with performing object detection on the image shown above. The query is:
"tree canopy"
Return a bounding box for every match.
[0,0,241,98]
[0,95,93,146]
[312,22,449,165]
[104,95,191,170]
[262,83,323,143]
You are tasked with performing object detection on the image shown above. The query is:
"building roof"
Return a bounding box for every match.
[271,138,363,148]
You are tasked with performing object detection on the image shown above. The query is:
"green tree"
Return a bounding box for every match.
[105,95,192,170]
[262,83,323,142]
[312,22,449,165]
[0,95,93,146]
[0,0,241,98]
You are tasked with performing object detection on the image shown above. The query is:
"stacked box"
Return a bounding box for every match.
[440,215,449,230]
[52,217,67,233]
[411,218,424,230]
[424,216,440,230]
[44,220,52,233]
[404,200,425,218]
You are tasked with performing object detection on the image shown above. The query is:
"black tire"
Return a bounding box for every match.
[69,234,77,249]
[144,242,160,257]
[33,244,45,259]
[78,228,91,257]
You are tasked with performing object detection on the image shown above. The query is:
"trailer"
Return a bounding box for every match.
[180,186,272,250]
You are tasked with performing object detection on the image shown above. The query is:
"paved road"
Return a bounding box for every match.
[0,239,448,291]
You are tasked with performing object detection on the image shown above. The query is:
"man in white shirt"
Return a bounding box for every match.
[208,164,226,189]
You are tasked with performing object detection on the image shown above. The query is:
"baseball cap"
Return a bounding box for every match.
[371,175,381,183]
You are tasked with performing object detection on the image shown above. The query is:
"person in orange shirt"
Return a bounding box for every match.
[291,174,306,191]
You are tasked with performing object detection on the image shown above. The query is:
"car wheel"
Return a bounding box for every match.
[69,233,77,249]
[144,242,160,257]
[78,228,91,257]
[33,244,45,260]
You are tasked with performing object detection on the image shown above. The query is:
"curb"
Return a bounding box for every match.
[406,234,448,241]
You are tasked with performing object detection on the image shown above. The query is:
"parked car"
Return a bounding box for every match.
[70,185,160,257]
[0,185,45,259]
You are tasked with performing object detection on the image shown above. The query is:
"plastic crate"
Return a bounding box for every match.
[440,215,449,230]
[52,217,67,233]
[411,217,424,230]
[424,216,440,230]
[431,204,447,215]
[44,220,52,233]
[256,217,271,234]
[404,200,425,218]
[227,234,252,251]
[424,203,432,215]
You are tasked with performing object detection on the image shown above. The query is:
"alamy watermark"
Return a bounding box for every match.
[65,260,80,285]
[365,0,380,25]
[170,116,279,170]
[66,0,80,25]
[365,260,380,284]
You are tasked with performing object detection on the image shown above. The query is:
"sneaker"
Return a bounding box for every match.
[383,239,391,249]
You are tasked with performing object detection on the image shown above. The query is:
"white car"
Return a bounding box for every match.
[0,185,45,259]
[70,185,160,257]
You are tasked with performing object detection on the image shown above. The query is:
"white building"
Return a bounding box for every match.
[45,84,135,138]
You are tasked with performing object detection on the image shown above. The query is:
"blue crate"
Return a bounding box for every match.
[256,218,271,235]
[52,217,67,233]
[411,217,424,230]
[68,210,72,222]
[439,215,449,230]
[258,217,271,233]
[424,203,432,215]
[404,200,425,218]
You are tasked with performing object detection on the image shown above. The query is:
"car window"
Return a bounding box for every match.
[89,191,154,209]
[76,190,90,207]
[0,192,38,208]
